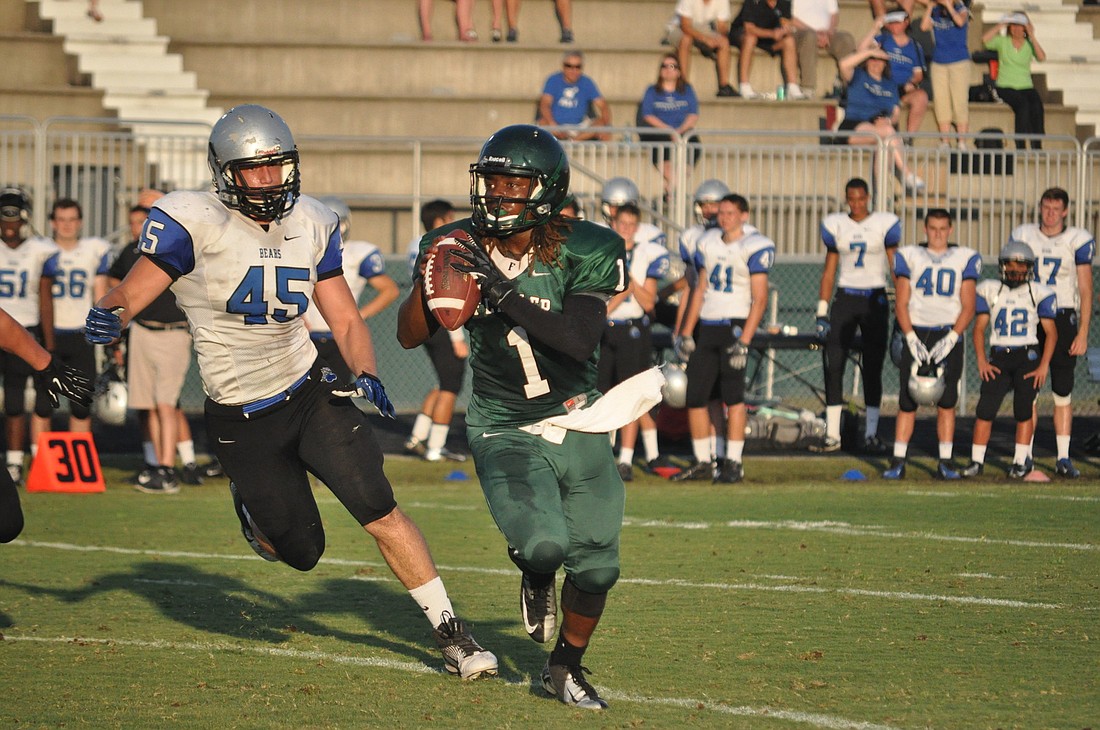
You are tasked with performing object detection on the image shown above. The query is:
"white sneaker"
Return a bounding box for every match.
[434,614,499,680]
[786,83,808,100]
[739,83,761,100]
[542,661,609,710]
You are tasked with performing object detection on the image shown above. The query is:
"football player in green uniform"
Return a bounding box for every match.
[398,124,634,710]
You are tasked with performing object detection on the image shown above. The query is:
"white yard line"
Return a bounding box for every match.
[0,634,900,730]
[906,490,1100,503]
[10,540,1066,610]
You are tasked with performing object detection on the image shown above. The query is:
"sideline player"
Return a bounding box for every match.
[1010,187,1095,477]
[85,105,497,680]
[884,209,980,479]
[673,194,774,483]
[0,187,58,484]
[962,241,1056,478]
[398,124,658,710]
[813,177,900,453]
[0,306,92,543]
[599,176,667,249]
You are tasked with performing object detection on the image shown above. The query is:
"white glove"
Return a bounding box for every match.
[927,330,959,364]
[905,331,930,364]
[674,335,695,361]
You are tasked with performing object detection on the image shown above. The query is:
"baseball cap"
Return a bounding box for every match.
[883,10,909,24]
[0,188,29,221]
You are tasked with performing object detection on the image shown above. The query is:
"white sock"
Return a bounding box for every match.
[142,441,157,465]
[641,429,659,461]
[427,423,449,452]
[971,444,987,464]
[6,450,23,468]
[727,440,745,462]
[177,439,196,465]
[826,405,842,441]
[939,442,953,460]
[411,413,432,443]
[893,441,908,459]
[30,443,37,458]
[619,447,634,466]
[1056,435,1071,460]
[408,576,455,629]
[1014,443,1030,465]
[692,437,712,463]
[864,407,880,440]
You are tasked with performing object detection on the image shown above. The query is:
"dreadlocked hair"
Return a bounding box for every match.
[481,215,573,271]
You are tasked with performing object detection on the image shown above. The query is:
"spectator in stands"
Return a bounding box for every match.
[638,53,701,200]
[837,47,925,191]
[418,0,477,41]
[982,12,1046,149]
[671,0,738,97]
[730,0,808,99]
[918,0,971,148]
[107,201,202,494]
[883,208,980,480]
[497,0,575,43]
[859,10,929,134]
[811,177,900,454]
[673,194,775,483]
[0,187,57,486]
[403,200,469,463]
[598,203,671,482]
[537,50,611,141]
[791,0,856,98]
[46,198,110,433]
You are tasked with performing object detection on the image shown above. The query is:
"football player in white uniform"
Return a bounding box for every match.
[305,196,398,383]
[597,203,670,480]
[884,209,981,480]
[0,188,59,483]
[1009,187,1095,478]
[84,105,497,680]
[47,198,110,432]
[962,241,1057,479]
[598,176,667,249]
[674,194,774,483]
[813,177,901,454]
[402,199,469,463]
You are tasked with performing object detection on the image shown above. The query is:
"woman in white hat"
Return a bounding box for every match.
[982,12,1046,149]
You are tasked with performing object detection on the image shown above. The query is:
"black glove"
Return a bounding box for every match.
[34,356,94,409]
[449,243,516,309]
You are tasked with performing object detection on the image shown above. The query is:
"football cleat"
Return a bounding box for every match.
[433,614,498,680]
[1054,458,1080,478]
[1007,461,1032,479]
[134,467,180,495]
[936,459,961,480]
[424,447,467,463]
[6,464,23,487]
[230,482,279,561]
[671,458,713,482]
[542,661,608,710]
[404,437,427,458]
[882,458,906,480]
[616,462,633,482]
[202,457,225,478]
[179,462,204,485]
[862,435,888,455]
[960,461,984,478]
[131,463,156,486]
[520,570,557,643]
[643,454,674,474]
[808,436,841,454]
[713,458,743,484]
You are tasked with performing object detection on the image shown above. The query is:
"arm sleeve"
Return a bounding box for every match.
[496,292,608,363]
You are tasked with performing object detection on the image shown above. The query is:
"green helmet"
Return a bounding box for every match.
[469,124,570,236]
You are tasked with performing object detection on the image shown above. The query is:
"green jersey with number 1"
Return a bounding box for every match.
[419,218,626,427]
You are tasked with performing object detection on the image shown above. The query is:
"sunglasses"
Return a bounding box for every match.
[563,62,582,69]
[661,63,680,69]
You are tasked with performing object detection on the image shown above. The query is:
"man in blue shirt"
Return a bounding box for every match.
[537,50,611,141]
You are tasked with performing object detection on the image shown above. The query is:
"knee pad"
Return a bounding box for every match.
[274,531,325,572]
[522,539,567,576]
[568,565,620,595]
[1052,393,1072,407]
[561,576,610,617]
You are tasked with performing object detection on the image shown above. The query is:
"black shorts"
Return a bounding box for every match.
[53,330,95,419]
[0,325,52,417]
[975,346,1041,422]
[1037,309,1078,396]
[684,321,748,408]
[729,27,782,55]
[597,319,653,394]
[423,326,467,394]
[205,359,397,570]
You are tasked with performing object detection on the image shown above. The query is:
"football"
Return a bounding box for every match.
[424,232,481,331]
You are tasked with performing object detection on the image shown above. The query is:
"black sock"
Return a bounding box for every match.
[549,635,585,667]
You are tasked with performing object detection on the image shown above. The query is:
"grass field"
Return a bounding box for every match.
[1,453,1098,729]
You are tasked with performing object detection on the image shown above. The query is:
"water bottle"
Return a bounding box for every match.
[776,84,786,101]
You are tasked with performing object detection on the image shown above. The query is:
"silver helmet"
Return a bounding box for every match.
[908,361,945,407]
[94,371,128,426]
[998,239,1035,288]
[208,104,300,223]
[317,195,351,239]
[660,361,688,409]
[692,179,730,225]
[600,177,640,223]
